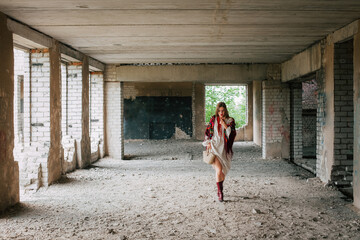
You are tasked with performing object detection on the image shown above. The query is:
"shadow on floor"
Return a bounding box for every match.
[0,203,33,218]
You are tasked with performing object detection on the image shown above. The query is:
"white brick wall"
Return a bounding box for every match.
[13,48,29,145]
[61,63,67,136]
[67,64,83,139]
[30,51,51,143]
[14,49,53,191]
[262,77,290,159]
[90,72,104,154]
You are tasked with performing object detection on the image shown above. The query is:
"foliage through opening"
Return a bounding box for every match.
[205,85,247,128]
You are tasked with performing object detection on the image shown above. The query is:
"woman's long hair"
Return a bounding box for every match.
[214,102,230,118]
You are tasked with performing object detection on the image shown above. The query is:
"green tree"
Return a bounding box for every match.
[205,85,247,128]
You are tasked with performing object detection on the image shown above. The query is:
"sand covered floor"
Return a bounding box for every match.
[1,140,359,239]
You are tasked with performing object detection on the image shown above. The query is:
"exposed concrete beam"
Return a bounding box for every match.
[59,44,104,71]
[331,19,359,44]
[115,64,268,83]
[281,43,321,82]
[7,17,105,71]
[281,20,360,82]
[7,18,51,47]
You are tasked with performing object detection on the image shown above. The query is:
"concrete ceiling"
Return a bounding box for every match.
[1,0,360,64]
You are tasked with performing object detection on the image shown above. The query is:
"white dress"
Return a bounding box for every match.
[202,117,233,175]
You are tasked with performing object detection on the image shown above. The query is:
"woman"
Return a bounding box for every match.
[203,102,236,202]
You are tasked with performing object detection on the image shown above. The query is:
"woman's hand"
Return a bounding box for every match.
[220,117,227,129]
[206,143,211,150]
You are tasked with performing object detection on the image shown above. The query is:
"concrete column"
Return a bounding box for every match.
[193,83,205,140]
[105,65,124,159]
[253,80,262,146]
[353,27,360,208]
[79,57,90,168]
[0,12,20,211]
[47,41,62,184]
[244,83,253,141]
[316,38,335,183]
[290,83,303,160]
[262,65,290,159]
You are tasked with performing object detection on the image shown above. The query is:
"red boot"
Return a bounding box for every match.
[216,181,224,202]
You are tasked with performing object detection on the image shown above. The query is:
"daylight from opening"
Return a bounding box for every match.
[205,85,247,128]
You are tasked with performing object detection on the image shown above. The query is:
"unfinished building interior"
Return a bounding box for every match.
[1,1,360,239]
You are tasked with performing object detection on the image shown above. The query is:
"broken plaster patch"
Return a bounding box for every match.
[174,127,190,140]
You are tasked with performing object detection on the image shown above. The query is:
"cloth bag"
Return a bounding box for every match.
[203,149,216,164]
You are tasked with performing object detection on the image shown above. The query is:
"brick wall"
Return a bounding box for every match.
[30,51,51,143]
[302,80,317,156]
[60,63,77,173]
[262,77,290,159]
[61,63,67,135]
[332,39,354,188]
[62,61,91,169]
[67,64,83,139]
[16,49,52,191]
[90,72,105,158]
[290,83,303,160]
[262,64,290,159]
[13,48,29,144]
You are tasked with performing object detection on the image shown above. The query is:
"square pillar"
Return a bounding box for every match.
[0,12,19,211]
[105,65,124,159]
[353,29,360,208]
[47,41,62,184]
[192,83,205,140]
[80,57,90,168]
[253,80,262,146]
[244,83,253,141]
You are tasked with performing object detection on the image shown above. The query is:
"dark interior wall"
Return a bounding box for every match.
[302,79,317,158]
[332,39,354,188]
[124,82,193,139]
[125,97,192,139]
